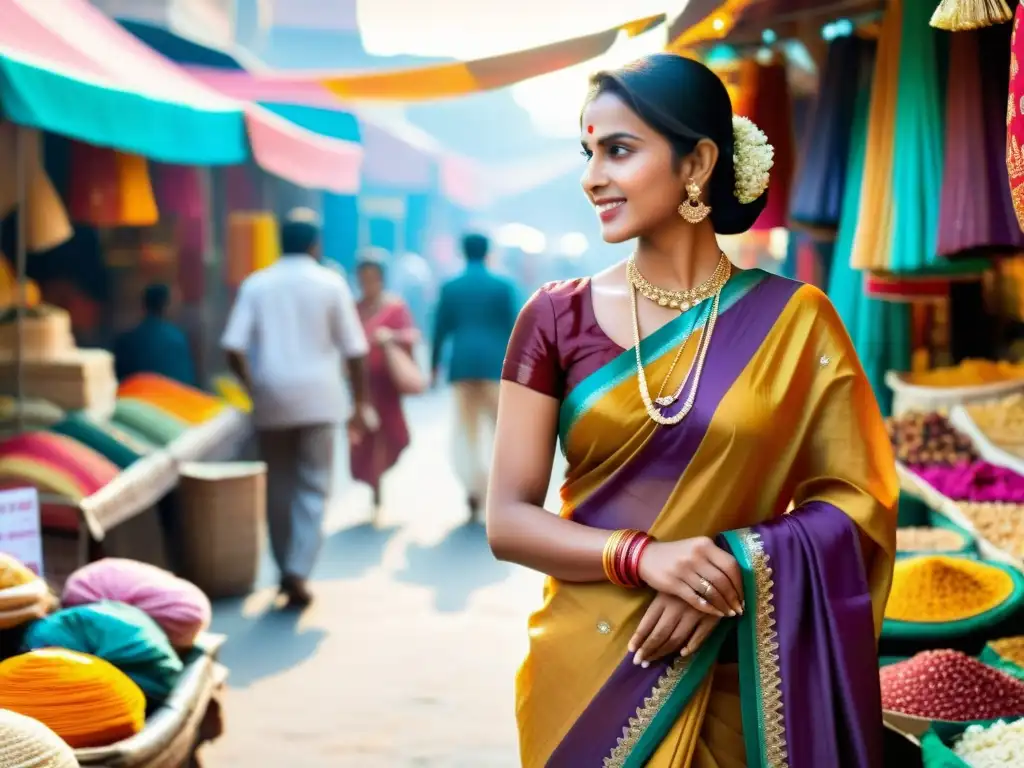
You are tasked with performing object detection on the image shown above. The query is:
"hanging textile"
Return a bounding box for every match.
[225,212,279,288]
[827,38,911,415]
[851,0,902,271]
[1006,4,1024,233]
[115,154,159,228]
[790,37,874,236]
[939,25,1024,256]
[888,0,947,272]
[152,163,208,305]
[929,0,1012,31]
[748,59,794,231]
[0,123,72,253]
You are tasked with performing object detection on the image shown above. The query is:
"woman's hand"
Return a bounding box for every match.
[628,592,722,667]
[374,327,396,345]
[638,538,744,617]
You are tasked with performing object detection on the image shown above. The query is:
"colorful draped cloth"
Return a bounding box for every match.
[502,270,898,767]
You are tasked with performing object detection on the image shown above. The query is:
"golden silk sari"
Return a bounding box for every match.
[513,270,898,767]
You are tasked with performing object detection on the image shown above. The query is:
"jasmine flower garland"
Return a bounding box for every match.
[732,115,774,204]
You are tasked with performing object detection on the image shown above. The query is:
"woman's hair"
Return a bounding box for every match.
[583,53,768,235]
[356,248,389,280]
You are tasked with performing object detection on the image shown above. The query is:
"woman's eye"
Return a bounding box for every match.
[608,145,629,158]
[580,149,592,160]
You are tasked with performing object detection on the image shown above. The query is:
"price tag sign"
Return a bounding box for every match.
[0,487,42,576]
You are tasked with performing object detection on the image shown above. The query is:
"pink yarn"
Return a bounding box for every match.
[913,460,1024,503]
[62,558,211,648]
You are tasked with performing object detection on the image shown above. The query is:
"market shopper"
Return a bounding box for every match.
[113,283,196,386]
[487,53,898,767]
[221,208,371,608]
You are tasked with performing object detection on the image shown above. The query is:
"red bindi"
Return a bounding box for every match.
[587,125,594,134]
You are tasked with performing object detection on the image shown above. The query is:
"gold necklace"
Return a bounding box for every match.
[630,262,729,425]
[627,254,729,311]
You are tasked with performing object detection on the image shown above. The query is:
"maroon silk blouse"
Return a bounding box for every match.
[501,279,623,401]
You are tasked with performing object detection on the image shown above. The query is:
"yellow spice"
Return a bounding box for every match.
[885,555,1014,623]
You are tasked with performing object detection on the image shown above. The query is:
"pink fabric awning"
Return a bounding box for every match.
[0,0,361,192]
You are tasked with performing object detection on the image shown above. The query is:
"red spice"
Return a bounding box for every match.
[880,650,1024,721]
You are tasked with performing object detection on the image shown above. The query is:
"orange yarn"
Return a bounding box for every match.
[117,373,224,424]
[0,649,145,748]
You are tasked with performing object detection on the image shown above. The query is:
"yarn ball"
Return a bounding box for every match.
[0,649,145,748]
[23,601,183,702]
[0,708,77,768]
[63,558,211,648]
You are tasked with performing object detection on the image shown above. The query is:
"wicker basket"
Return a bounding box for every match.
[178,462,265,599]
[885,370,1024,416]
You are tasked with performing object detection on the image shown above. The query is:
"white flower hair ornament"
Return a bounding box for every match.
[732,115,774,204]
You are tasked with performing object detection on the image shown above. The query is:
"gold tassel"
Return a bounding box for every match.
[929,0,1013,31]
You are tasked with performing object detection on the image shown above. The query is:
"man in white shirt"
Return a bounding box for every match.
[221,209,370,608]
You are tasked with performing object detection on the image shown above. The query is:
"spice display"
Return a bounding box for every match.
[953,719,1024,767]
[887,412,978,466]
[896,526,968,553]
[880,649,1024,720]
[989,636,1024,667]
[903,359,1024,387]
[959,503,1024,557]
[884,556,1014,623]
[965,394,1024,457]
[914,462,1024,502]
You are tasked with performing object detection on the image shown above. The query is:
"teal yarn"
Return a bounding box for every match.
[49,414,143,469]
[22,600,183,702]
[112,398,187,447]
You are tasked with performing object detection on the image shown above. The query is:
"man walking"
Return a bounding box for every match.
[221,209,370,607]
[431,233,518,521]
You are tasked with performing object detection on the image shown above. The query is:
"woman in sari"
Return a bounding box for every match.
[487,54,898,768]
[351,254,418,512]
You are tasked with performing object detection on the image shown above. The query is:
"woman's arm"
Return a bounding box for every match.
[486,381,611,581]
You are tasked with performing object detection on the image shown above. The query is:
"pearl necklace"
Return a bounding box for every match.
[630,259,728,425]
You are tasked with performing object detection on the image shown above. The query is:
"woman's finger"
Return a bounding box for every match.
[672,578,725,617]
[706,546,745,611]
[683,570,734,617]
[628,600,664,654]
[635,607,682,667]
[648,610,701,662]
[680,616,720,657]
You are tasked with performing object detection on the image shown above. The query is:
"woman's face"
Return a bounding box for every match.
[358,265,384,300]
[580,92,688,244]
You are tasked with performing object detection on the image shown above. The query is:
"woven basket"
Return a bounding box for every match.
[178,462,265,599]
[885,371,1024,416]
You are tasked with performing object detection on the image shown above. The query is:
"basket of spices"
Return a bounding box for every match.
[881,650,1024,738]
[958,503,1024,561]
[896,523,976,559]
[920,718,1024,767]
[980,636,1024,682]
[882,556,1024,649]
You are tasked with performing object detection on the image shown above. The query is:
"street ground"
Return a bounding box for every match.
[201,388,560,767]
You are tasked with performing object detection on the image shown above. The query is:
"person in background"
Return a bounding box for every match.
[221,208,371,608]
[351,251,419,517]
[113,283,196,385]
[431,232,518,522]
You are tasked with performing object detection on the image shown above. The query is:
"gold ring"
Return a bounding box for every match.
[699,577,713,598]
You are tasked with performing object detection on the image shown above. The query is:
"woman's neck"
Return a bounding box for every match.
[633,220,723,292]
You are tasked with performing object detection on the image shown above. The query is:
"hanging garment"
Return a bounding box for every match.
[114,153,158,227]
[939,25,1024,256]
[748,59,795,231]
[0,123,72,253]
[790,37,875,235]
[1005,4,1024,234]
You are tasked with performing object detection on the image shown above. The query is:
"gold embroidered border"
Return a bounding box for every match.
[740,529,790,768]
[603,655,691,768]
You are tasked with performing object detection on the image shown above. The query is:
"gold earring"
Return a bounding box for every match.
[678,178,711,224]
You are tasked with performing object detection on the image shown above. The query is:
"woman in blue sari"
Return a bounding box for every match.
[486,54,898,767]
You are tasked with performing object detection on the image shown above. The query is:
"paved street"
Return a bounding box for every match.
[202,388,560,767]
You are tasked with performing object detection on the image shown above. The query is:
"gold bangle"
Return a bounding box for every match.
[602,529,631,586]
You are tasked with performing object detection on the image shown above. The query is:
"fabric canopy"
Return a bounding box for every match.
[0,0,245,164]
[292,14,665,102]
[0,0,361,192]
[666,0,758,52]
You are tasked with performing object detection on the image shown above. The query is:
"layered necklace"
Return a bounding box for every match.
[628,253,730,426]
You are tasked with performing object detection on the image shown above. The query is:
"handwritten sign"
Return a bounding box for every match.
[0,487,42,576]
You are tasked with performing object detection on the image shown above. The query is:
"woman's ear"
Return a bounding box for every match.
[677,138,720,193]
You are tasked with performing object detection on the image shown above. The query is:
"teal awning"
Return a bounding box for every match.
[0,0,248,165]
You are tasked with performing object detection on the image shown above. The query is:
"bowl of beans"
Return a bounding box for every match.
[896,525,975,558]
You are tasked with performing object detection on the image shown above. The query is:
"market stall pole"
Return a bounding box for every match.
[12,125,25,435]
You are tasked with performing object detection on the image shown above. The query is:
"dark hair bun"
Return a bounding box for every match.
[586,53,768,235]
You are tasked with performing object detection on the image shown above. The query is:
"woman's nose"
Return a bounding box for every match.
[581,158,607,196]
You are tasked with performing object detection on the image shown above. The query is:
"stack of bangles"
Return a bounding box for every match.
[602,529,653,588]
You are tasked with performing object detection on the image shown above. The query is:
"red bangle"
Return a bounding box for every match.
[626,534,652,587]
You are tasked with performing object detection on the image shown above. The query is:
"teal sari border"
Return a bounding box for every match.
[558,269,768,450]
[614,621,733,768]
[722,528,769,767]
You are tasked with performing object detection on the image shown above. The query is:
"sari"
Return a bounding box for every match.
[503,270,898,768]
[349,297,414,492]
